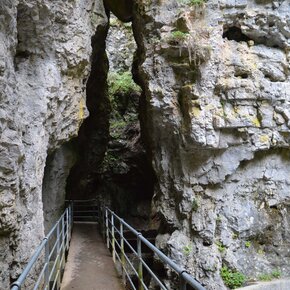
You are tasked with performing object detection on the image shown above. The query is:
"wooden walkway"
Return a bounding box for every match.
[60,223,124,290]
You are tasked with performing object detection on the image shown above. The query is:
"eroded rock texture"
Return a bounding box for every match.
[93,15,155,225]
[0,0,107,287]
[133,0,290,288]
[1,0,289,288]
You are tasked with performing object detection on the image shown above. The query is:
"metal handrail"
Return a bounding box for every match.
[70,199,99,222]
[10,205,73,290]
[102,206,206,290]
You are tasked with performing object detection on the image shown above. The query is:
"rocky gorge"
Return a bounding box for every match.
[0,0,289,289]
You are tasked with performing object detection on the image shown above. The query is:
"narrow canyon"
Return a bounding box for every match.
[0,0,289,289]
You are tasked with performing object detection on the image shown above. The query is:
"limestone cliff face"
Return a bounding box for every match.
[1,0,289,288]
[0,0,107,287]
[133,0,290,288]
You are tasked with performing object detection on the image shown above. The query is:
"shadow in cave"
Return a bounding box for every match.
[65,6,156,230]
[65,21,110,202]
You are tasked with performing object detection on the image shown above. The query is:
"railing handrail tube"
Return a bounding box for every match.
[105,207,205,290]
[10,206,72,290]
[66,199,97,203]
[11,238,48,290]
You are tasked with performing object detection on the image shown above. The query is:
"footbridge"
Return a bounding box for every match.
[10,200,206,290]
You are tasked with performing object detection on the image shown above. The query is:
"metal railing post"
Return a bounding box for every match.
[66,208,69,250]
[61,215,65,268]
[71,200,74,223]
[102,207,106,240]
[57,222,60,252]
[56,222,61,288]
[179,277,187,290]
[67,207,70,242]
[44,239,50,289]
[111,214,116,263]
[10,206,76,290]
[69,203,73,240]
[96,204,99,224]
[120,220,126,282]
[105,208,109,249]
[137,234,144,290]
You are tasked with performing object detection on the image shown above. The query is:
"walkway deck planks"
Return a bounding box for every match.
[60,222,124,290]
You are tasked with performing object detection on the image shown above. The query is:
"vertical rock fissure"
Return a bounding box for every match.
[65,10,155,228]
[66,23,110,200]
[98,14,156,225]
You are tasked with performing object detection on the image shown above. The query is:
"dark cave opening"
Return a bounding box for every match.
[65,11,155,228]
[65,21,110,201]
[223,26,252,42]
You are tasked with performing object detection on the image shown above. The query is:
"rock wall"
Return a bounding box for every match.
[0,0,107,287]
[107,15,137,73]
[1,0,289,288]
[42,143,76,234]
[133,0,290,288]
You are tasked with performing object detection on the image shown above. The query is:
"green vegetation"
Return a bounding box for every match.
[258,248,265,255]
[258,273,272,281]
[110,119,127,139]
[108,71,141,131]
[102,152,119,170]
[178,0,207,6]
[188,0,206,5]
[108,71,141,100]
[192,199,199,211]
[168,30,189,43]
[221,267,246,289]
[258,270,281,281]
[245,241,251,248]
[183,244,193,256]
[216,241,226,253]
[272,269,282,279]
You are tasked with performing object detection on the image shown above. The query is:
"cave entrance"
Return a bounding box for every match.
[65,12,155,228]
[100,14,155,225]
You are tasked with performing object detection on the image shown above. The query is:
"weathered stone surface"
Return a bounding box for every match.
[107,16,137,73]
[0,0,107,288]
[0,0,289,288]
[133,0,290,288]
[42,143,76,234]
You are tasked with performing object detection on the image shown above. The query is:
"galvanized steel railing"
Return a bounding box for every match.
[101,207,206,290]
[71,199,99,222]
[10,201,205,290]
[10,205,73,290]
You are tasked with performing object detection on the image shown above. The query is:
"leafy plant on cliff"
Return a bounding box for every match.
[271,269,282,279]
[192,199,199,211]
[108,71,141,127]
[167,28,211,65]
[183,244,193,256]
[216,241,226,253]
[258,269,281,281]
[221,267,246,289]
[178,0,207,6]
[108,71,141,100]
[188,0,207,5]
[170,30,189,41]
